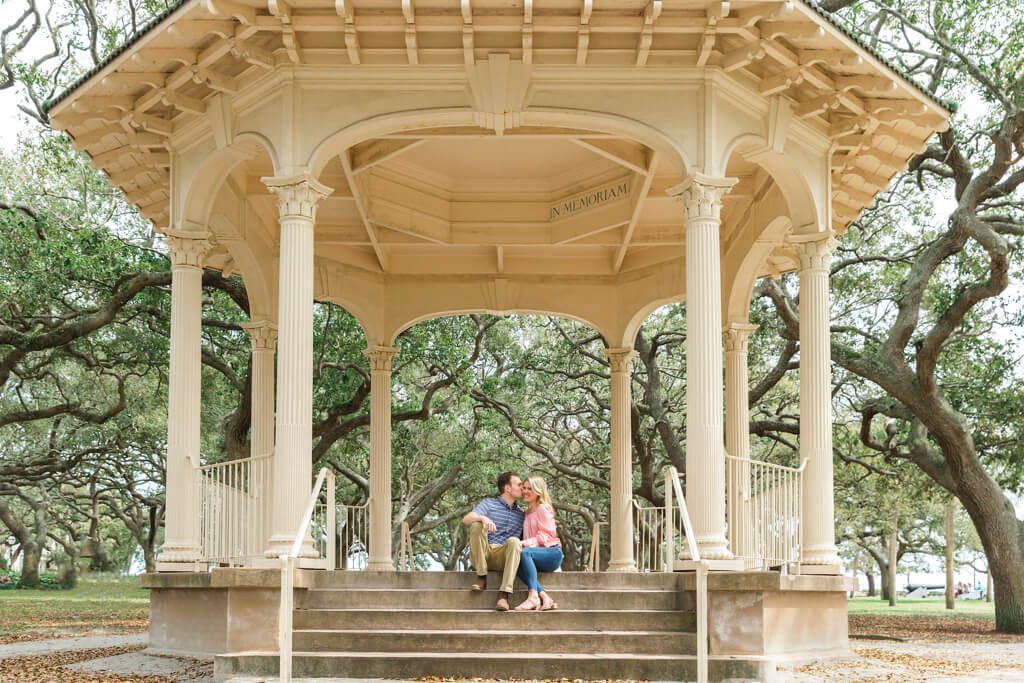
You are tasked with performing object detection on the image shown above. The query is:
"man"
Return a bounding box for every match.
[462,471,525,611]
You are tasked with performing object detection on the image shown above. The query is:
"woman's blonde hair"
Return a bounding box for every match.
[527,475,554,510]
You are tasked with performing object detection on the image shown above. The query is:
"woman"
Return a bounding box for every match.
[514,475,562,611]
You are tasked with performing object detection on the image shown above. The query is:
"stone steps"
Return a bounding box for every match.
[215,650,769,681]
[309,569,684,590]
[293,607,697,631]
[292,628,698,655]
[213,570,773,681]
[297,587,686,610]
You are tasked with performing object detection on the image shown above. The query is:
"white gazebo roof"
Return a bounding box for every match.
[46,0,950,344]
[49,0,948,233]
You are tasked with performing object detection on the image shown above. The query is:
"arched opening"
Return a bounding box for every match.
[317,311,647,573]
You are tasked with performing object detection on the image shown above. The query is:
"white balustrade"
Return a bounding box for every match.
[633,500,667,572]
[199,454,271,566]
[726,454,806,573]
[314,500,369,570]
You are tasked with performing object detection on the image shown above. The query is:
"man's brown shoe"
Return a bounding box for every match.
[471,575,487,592]
[496,592,512,611]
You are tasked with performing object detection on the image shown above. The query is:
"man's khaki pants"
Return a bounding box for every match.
[469,522,521,593]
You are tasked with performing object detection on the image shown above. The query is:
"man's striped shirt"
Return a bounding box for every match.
[473,497,525,545]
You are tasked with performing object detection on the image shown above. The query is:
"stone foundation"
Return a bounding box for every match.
[679,571,856,658]
[142,568,311,656]
[143,568,854,666]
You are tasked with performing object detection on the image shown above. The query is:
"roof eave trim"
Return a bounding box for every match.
[797,0,953,116]
[45,0,196,117]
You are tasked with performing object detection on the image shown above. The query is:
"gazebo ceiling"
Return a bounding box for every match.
[47,0,951,250]
[233,125,697,276]
[205,123,786,278]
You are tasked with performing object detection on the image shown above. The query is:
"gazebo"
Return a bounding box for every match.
[48,0,949,678]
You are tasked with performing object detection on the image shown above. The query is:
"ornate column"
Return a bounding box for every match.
[157,231,210,571]
[669,173,737,562]
[262,174,332,559]
[604,347,637,572]
[793,233,841,570]
[724,322,757,560]
[366,345,399,571]
[241,320,277,557]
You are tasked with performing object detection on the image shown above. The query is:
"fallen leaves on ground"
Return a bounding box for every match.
[850,614,1024,642]
[0,645,211,683]
[793,646,1024,682]
[0,621,148,645]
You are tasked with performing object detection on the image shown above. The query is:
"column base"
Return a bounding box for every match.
[605,561,638,573]
[674,558,746,572]
[250,556,327,569]
[263,535,318,560]
[799,563,842,575]
[155,561,207,573]
[156,544,202,565]
[367,560,396,571]
[801,546,841,568]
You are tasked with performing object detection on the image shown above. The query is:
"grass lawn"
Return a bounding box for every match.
[848,595,995,619]
[0,574,148,640]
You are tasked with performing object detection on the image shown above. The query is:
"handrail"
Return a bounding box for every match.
[279,467,334,683]
[586,521,603,572]
[666,466,707,683]
[397,521,414,571]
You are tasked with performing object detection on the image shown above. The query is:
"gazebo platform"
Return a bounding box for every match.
[143,568,854,681]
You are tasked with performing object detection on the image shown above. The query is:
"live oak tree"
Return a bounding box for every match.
[759,0,1024,633]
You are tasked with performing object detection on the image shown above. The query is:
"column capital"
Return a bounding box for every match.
[364,345,400,372]
[163,229,211,269]
[603,347,637,374]
[240,320,278,350]
[723,322,759,353]
[791,232,839,271]
[666,173,738,222]
[261,172,333,221]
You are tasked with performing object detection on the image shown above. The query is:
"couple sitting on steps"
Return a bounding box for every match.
[462,471,563,612]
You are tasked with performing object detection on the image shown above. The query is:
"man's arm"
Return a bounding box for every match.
[462,509,497,532]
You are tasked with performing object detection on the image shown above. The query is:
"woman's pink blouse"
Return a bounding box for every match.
[522,503,561,548]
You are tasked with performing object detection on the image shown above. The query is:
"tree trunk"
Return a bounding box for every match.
[887,529,898,607]
[987,572,993,603]
[951,456,1024,632]
[19,542,42,587]
[945,500,955,610]
[0,497,48,587]
[866,572,876,597]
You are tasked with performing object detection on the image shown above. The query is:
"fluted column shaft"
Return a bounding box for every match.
[670,174,736,561]
[605,348,637,572]
[263,174,331,558]
[157,232,210,569]
[242,321,277,555]
[724,322,757,558]
[795,234,840,567]
[366,345,399,571]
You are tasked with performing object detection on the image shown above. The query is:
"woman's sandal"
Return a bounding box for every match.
[539,593,558,611]
[514,594,542,611]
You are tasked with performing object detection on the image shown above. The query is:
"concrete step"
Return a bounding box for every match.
[215,650,771,681]
[292,628,697,655]
[296,587,685,611]
[293,607,696,632]
[308,569,683,591]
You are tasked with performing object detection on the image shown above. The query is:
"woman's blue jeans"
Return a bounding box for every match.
[517,546,563,592]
